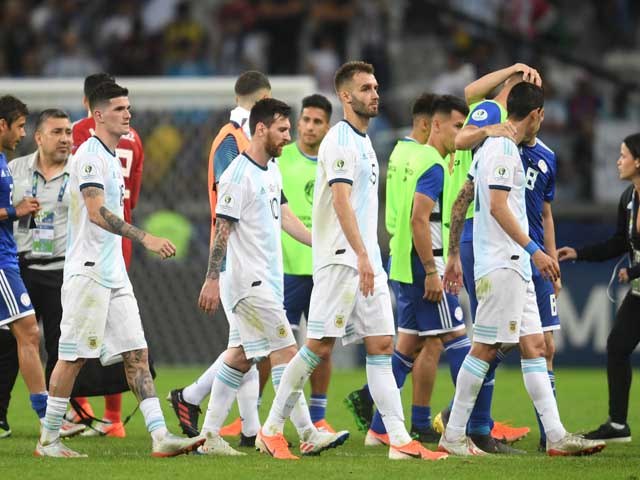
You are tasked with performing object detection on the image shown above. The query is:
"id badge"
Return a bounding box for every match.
[32,211,54,257]
[632,251,640,297]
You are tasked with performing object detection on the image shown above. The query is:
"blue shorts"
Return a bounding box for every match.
[460,239,477,322]
[0,267,35,327]
[532,267,560,331]
[387,256,401,304]
[397,274,465,336]
[283,274,313,329]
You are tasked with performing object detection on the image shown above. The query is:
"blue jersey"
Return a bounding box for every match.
[519,138,556,250]
[0,153,18,270]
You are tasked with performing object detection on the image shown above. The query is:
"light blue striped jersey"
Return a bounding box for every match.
[313,120,383,274]
[469,136,531,281]
[65,136,127,288]
[216,152,285,307]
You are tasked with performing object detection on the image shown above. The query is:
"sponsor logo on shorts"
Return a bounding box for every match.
[471,109,488,121]
[509,321,517,333]
[20,293,31,307]
[276,325,287,338]
[454,306,463,321]
[335,315,345,328]
[87,336,98,349]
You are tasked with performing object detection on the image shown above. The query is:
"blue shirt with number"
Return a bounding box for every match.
[0,153,18,269]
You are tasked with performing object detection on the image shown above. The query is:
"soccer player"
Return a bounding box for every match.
[365,95,471,447]
[279,93,335,431]
[345,93,440,434]
[35,82,204,458]
[0,109,74,439]
[67,72,145,438]
[168,71,272,442]
[436,64,539,444]
[0,95,47,431]
[197,98,348,458]
[258,61,447,461]
[438,82,605,457]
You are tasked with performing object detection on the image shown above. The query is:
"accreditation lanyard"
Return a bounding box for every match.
[30,171,69,257]
[628,193,640,296]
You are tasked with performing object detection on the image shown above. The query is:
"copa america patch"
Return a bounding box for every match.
[494,166,510,180]
[333,159,347,173]
[471,109,488,122]
[20,293,31,307]
[537,159,548,174]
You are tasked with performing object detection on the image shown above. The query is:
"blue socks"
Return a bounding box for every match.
[370,350,413,434]
[309,394,327,423]
[30,392,48,419]
[443,335,471,385]
[411,405,431,430]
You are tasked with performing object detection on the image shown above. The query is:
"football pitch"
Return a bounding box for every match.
[1,366,639,479]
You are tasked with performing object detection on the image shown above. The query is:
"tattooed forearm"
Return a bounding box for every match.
[99,206,146,244]
[122,349,156,401]
[206,218,232,280]
[448,179,475,256]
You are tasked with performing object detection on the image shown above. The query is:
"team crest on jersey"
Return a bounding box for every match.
[454,307,463,321]
[494,166,510,180]
[20,293,31,307]
[471,109,488,121]
[276,325,287,338]
[335,315,345,328]
[304,180,314,205]
[333,159,347,172]
[537,159,548,174]
[87,335,98,349]
[509,321,517,333]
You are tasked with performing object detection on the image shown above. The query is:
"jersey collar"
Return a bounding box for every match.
[341,119,367,138]
[92,135,116,157]
[242,152,269,171]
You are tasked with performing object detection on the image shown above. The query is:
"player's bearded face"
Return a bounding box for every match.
[0,116,26,151]
[349,73,379,118]
[265,116,291,157]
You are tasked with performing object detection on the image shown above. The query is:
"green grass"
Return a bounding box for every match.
[1,366,640,479]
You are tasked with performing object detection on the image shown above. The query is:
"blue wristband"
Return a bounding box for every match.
[524,240,540,255]
[5,206,17,221]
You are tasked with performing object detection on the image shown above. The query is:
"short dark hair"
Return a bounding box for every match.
[431,94,469,118]
[301,94,332,120]
[250,98,291,135]
[84,73,116,98]
[89,82,129,110]
[507,83,544,120]
[623,133,640,159]
[35,109,70,131]
[0,95,29,127]
[412,93,437,117]
[235,71,271,97]
[334,61,374,92]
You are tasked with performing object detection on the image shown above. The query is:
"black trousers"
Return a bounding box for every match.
[607,291,640,424]
[0,266,63,421]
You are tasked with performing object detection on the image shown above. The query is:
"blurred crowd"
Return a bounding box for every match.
[2,0,639,201]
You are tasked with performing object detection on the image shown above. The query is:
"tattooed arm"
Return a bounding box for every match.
[199,218,234,314]
[442,179,475,295]
[82,186,176,258]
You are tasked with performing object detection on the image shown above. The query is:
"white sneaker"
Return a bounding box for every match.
[151,432,205,458]
[59,419,87,438]
[299,427,349,456]
[196,432,246,456]
[438,433,486,456]
[34,438,88,458]
[547,433,606,456]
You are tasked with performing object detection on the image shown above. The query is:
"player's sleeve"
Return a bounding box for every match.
[544,153,556,202]
[213,135,240,183]
[322,139,357,186]
[415,164,444,201]
[281,189,288,204]
[77,153,106,191]
[466,101,502,128]
[466,156,478,182]
[215,172,244,222]
[129,134,144,210]
[486,142,518,191]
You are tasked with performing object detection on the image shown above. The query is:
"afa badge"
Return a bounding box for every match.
[276,325,287,338]
[509,321,517,333]
[335,315,345,328]
[88,336,98,349]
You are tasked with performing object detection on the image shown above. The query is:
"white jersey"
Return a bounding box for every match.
[216,153,284,308]
[313,120,383,275]
[65,136,127,288]
[470,136,532,281]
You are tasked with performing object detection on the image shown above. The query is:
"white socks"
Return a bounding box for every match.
[446,355,490,441]
[521,357,566,442]
[262,346,319,436]
[237,365,260,436]
[201,363,245,435]
[140,397,168,441]
[40,396,68,444]
[182,354,223,405]
[366,355,412,446]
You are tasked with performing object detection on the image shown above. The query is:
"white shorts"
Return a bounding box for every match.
[58,275,147,366]
[307,265,395,345]
[473,269,542,344]
[228,296,296,360]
